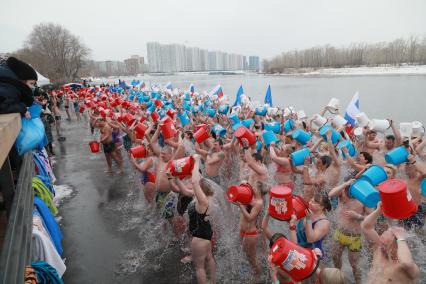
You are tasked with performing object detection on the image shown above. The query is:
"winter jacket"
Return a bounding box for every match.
[0,63,34,116]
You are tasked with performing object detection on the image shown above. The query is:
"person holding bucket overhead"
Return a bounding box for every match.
[237,180,265,283]
[328,178,367,284]
[188,155,217,284]
[194,138,225,186]
[131,144,157,206]
[98,117,123,174]
[361,202,420,284]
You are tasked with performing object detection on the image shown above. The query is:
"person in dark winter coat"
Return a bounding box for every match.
[0,57,38,117]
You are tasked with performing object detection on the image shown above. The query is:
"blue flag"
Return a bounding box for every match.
[233,85,244,107]
[264,85,272,107]
[189,83,195,93]
[344,92,360,126]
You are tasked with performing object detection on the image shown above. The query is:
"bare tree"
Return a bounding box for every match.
[14,23,90,83]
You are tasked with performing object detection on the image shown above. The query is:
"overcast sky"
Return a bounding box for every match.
[1,0,426,61]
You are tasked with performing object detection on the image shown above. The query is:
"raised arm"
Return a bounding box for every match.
[269,145,291,167]
[390,226,420,280]
[238,201,262,222]
[389,119,402,145]
[361,202,382,246]
[304,216,330,243]
[328,179,354,198]
[191,156,209,209]
[244,150,268,176]
[261,212,273,240]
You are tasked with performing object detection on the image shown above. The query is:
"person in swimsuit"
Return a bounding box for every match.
[73,96,81,121]
[328,178,366,284]
[238,181,264,282]
[288,192,331,283]
[188,155,216,284]
[64,93,71,120]
[132,145,157,205]
[269,142,295,189]
[98,118,123,174]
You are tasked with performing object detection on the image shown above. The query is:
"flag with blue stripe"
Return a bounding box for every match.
[344,92,360,126]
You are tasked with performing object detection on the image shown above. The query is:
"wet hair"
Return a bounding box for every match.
[319,155,332,168]
[384,164,397,177]
[200,178,214,196]
[359,151,373,164]
[319,268,348,284]
[314,192,332,212]
[269,233,286,248]
[385,134,395,141]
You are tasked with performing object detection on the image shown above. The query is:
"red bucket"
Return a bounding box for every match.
[377,179,418,219]
[166,109,176,118]
[135,123,148,139]
[269,186,293,221]
[155,100,163,107]
[161,123,177,140]
[130,145,147,158]
[196,124,207,130]
[166,156,195,178]
[89,141,100,153]
[124,113,135,126]
[234,126,256,146]
[79,106,85,113]
[292,195,309,220]
[269,236,320,282]
[193,126,210,143]
[161,116,173,125]
[227,183,254,205]
[151,111,160,122]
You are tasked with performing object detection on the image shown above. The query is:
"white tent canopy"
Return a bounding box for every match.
[36,70,50,86]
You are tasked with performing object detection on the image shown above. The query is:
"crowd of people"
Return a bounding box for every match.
[69,81,425,284]
[2,56,424,283]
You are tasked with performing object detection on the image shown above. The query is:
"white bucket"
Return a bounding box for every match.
[283,107,293,118]
[354,127,364,139]
[400,122,413,138]
[267,107,279,116]
[368,119,391,132]
[297,110,307,120]
[411,121,425,136]
[327,98,340,112]
[231,106,241,114]
[312,114,327,128]
[332,115,348,128]
[356,112,370,127]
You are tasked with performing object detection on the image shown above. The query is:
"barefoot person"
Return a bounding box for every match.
[189,155,216,284]
[98,118,123,174]
[361,202,420,284]
[328,178,366,284]
[238,180,264,282]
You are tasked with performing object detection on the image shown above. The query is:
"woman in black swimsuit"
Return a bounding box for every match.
[189,155,216,284]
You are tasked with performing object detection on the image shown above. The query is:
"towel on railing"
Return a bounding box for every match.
[32,177,58,216]
[31,261,64,283]
[34,198,63,255]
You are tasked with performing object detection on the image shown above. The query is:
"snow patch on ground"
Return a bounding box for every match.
[53,184,74,206]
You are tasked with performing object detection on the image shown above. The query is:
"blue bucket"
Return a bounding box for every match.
[218,104,229,114]
[349,180,380,208]
[290,147,311,166]
[147,105,155,113]
[359,165,388,186]
[232,123,244,131]
[255,106,267,116]
[385,146,409,165]
[283,119,295,133]
[265,122,280,134]
[421,178,426,197]
[145,100,153,108]
[206,108,216,117]
[178,111,190,127]
[262,131,279,147]
[319,124,341,144]
[158,109,166,119]
[143,95,151,102]
[229,114,240,125]
[337,140,357,158]
[292,129,312,145]
[242,119,254,129]
[212,124,227,137]
[182,102,191,111]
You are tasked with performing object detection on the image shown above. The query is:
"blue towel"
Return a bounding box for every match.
[32,261,64,284]
[34,197,63,255]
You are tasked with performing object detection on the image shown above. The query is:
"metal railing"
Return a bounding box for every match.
[0,152,34,284]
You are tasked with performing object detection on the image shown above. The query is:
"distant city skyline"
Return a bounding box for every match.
[147,42,260,72]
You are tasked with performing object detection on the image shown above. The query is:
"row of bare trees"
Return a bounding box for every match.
[263,36,426,73]
[14,23,90,84]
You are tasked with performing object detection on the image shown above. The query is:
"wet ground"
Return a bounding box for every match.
[55,117,190,284]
